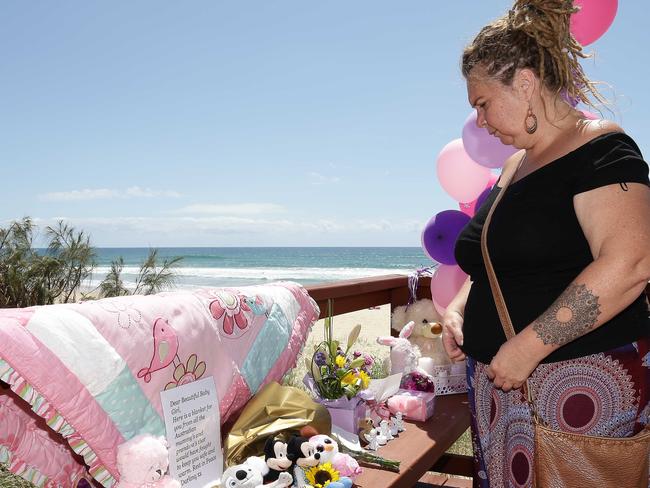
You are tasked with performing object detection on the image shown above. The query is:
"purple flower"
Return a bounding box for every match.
[314,351,327,367]
[363,354,374,366]
[400,372,435,392]
[353,351,362,358]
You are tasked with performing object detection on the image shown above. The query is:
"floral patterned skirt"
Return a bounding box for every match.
[466,338,649,488]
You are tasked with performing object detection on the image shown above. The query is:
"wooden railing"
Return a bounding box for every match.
[306,273,433,320]
[307,276,650,320]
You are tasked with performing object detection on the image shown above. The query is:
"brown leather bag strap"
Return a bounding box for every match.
[480,155,524,339]
[480,154,536,403]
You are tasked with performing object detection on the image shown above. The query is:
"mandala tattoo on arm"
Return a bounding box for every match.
[532,283,602,346]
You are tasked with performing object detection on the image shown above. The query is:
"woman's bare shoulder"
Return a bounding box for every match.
[583,119,625,139]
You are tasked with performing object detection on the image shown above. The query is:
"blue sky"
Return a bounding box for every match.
[2,1,648,247]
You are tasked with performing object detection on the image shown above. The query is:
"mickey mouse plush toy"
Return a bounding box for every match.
[286,434,321,488]
[263,437,293,483]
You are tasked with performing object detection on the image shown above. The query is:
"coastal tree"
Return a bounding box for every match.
[97,250,183,298]
[0,218,183,306]
[97,256,130,298]
[0,218,95,307]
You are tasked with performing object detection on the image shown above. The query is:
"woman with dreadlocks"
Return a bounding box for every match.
[441,1,650,486]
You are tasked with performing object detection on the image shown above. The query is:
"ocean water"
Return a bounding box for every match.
[87,247,434,290]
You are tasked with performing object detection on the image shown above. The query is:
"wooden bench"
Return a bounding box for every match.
[353,393,471,488]
[306,275,474,487]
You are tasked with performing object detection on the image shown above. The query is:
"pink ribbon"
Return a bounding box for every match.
[365,399,391,421]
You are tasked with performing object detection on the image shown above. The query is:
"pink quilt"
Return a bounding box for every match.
[0,282,319,487]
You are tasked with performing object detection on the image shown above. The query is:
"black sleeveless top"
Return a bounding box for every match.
[455,132,650,363]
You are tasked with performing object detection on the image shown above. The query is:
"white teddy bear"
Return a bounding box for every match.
[204,456,292,488]
[390,299,451,374]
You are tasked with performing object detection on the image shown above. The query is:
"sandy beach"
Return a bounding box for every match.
[311,304,393,345]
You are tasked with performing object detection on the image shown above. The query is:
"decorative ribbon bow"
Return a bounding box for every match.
[365,398,391,423]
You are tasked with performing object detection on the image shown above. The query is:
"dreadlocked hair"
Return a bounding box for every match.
[462,0,607,110]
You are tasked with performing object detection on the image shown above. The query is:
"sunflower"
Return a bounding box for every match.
[305,463,340,488]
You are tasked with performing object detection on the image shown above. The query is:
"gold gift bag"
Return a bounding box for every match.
[224,381,331,466]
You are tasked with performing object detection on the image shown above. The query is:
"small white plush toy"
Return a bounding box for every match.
[116,434,180,488]
[206,456,292,488]
[391,299,452,373]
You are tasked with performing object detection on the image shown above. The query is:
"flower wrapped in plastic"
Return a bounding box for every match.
[304,323,376,434]
[306,324,371,400]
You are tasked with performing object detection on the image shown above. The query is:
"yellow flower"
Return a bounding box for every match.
[341,372,357,387]
[357,370,370,389]
[305,462,340,488]
[335,355,346,368]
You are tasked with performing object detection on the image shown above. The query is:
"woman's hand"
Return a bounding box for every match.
[442,309,466,362]
[486,334,540,392]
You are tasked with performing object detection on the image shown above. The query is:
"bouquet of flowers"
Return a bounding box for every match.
[400,371,435,393]
[306,323,371,400]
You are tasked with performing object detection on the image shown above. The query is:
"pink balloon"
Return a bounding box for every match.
[581,109,600,120]
[462,111,517,169]
[436,139,492,203]
[458,200,474,217]
[430,264,468,315]
[458,173,499,216]
[570,0,618,46]
[432,296,446,316]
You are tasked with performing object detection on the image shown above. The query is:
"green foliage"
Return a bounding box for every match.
[97,249,183,298]
[0,218,183,307]
[0,218,95,307]
[308,325,371,400]
[46,221,96,303]
[97,256,130,298]
[133,249,183,296]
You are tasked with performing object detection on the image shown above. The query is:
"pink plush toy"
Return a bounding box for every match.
[116,434,181,488]
[308,434,362,479]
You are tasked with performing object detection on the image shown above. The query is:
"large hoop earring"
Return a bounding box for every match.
[525,103,538,134]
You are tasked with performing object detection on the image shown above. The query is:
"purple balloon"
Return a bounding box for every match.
[561,88,580,108]
[462,111,517,169]
[475,186,493,211]
[421,210,470,265]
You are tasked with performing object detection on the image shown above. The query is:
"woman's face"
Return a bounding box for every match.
[466,71,529,148]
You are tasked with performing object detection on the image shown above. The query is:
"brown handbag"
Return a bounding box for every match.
[480,155,650,488]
